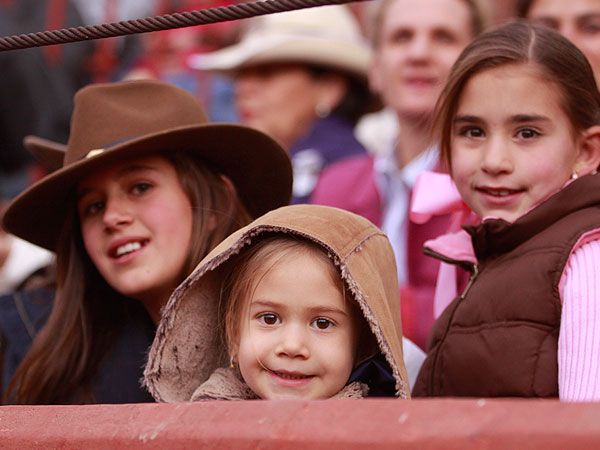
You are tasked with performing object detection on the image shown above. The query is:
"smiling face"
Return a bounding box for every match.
[449,63,596,222]
[369,0,473,120]
[77,155,193,319]
[235,248,358,400]
[527,0,600,85]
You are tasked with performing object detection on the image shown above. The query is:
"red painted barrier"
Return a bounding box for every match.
[1,398,599,449]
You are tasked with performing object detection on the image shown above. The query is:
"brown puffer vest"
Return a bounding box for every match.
[413,173,600,397]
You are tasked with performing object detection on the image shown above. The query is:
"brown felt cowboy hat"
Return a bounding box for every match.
[2,79,292,251]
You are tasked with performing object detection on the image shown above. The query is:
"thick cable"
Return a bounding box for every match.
[0,0,371,52]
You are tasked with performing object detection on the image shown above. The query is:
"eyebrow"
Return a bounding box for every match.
[250,299,349,317]
[578,13,600,21]
[454,114,550,124]
[77,164,159,200]
[117,163,159,177]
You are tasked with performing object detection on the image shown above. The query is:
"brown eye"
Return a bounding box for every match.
[130,182,153,196]
[258,313,280,325]
[531,17,560,31]
[457,126,485,138]
[433,29,456,43]
[312,318,333,330]
[389,29,412,44]
[516,128,540,140]
[579,17,600,34]
[81,200,105,217]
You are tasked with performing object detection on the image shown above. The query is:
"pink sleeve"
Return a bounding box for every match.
[559,239,600,401]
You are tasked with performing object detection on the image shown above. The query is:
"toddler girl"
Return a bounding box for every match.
[145,204,410,400]
[412,21,600,400]
[2,79,292,404]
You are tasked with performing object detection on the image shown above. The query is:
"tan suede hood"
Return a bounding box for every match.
[144,204,410,401]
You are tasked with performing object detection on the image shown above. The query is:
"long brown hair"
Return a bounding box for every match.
[434,21,600,170]
[5,151,251,404]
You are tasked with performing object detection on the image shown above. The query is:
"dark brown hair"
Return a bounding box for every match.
[5,151,251,404]
[434,21,600,169]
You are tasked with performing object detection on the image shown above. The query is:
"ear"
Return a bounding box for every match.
[316,73,348,111]
[220,174,237,196]
[227,332,240,362]
[230,345,239,361]
[575,125,600,175]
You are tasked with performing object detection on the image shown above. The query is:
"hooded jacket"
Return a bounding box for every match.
[144,204,410,401]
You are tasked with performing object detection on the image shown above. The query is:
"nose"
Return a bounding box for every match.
[406,34,432,61]
[480,136,513,175]
[102,196,133,231]
[235,71,261,99]
[275,324,310,359]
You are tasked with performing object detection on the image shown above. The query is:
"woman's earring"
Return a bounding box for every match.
[230,355,236,370]
[571,171,579,180]
[315,103,331,118]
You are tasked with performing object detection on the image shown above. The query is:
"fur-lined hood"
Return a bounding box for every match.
[144,204,410,400]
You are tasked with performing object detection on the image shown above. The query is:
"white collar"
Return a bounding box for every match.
[374,142,439,190]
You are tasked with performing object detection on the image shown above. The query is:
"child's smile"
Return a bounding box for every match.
[235,250,358,400]
[266,368,315,387]
[450,63,590,223]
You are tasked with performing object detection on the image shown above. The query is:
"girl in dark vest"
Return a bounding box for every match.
[412,21,600,400]
[1,79,292,404]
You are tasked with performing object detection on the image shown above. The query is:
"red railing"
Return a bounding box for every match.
[1,398,600,449]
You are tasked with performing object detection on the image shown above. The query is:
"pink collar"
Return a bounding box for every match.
[410,171,477,318]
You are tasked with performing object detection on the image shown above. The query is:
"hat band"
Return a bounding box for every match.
[76,134,144,163]
[86,149,105,159]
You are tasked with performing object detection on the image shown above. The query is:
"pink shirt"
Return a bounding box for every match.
[559,235,600,401]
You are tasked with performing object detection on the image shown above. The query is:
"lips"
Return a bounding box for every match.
[268,368,313,380]
[238,107,255,122]
[108,238,149,259]
[404,75,438,87]
[477,187,523,197]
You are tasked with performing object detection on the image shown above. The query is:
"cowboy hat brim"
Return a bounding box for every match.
[24,135,66,172]
[3,123,292,251]
[189,36,371,82]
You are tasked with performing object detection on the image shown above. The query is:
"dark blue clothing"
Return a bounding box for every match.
[348,352,397,397]
[0,289,155,404]
[289,115,366,204]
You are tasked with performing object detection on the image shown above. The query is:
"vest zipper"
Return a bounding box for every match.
[459,263,479,300]
[420,246,480,395]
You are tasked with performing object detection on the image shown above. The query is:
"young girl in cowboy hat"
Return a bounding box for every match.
[1,79,292,404]
[145,205,410,401]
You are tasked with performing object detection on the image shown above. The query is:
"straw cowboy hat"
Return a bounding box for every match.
[188,5,371,81]
[2,79,292,251]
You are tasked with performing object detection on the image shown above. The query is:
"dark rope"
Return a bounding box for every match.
[0,0,372,52]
